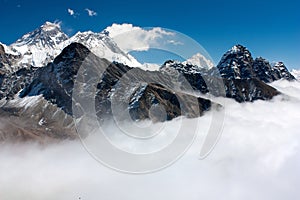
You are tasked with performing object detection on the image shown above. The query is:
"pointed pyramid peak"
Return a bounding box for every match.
[12,21,68,48]
[53,42,91,63]
[62,42,89,51]
[217,44,254,79]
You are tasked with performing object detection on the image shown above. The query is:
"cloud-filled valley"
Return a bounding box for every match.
[1,79,299,200]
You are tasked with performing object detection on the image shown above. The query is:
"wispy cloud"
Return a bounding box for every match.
[167,40,183,45]
[67,8,75,16]
[85,8,97,17]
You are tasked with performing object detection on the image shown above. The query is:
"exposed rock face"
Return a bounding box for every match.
[19,43,91,115]
[161,53,281,103]
[272,62,295,81]
[7,43,213,138]
[0,67,36,100]
[215,45,295,102]
[0,42,296,141]
[0,44,5,63]
[252,57,276,83]
[222,78,279,102]
[0,43,95,141]
[0,96,76,142]
[127,83,212,121]
[217,45,255,80]
[0,43,22,70]
[95,62,213,122]
[253,58,295,83]
[217,45,295,82]
[160,60,210,93]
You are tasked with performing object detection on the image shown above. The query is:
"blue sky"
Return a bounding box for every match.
[0,0,299,69]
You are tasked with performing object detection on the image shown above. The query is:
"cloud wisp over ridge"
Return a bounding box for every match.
[105,23,176,52]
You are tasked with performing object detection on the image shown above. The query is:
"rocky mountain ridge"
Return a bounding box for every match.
[0,23,297,141]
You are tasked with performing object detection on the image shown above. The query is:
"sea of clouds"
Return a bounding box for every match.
[0,79,300,200]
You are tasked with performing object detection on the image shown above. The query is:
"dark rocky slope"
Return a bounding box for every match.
[0,43,295,141]
[216,45,294,102]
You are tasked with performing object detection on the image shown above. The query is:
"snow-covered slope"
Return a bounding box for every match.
[0,42,21,72]
[0,22,141,71]
[66,31,140,66]
[291,69,300,80]
[10,21,68,68]
[0,42,19,55]
[182,53,214,69]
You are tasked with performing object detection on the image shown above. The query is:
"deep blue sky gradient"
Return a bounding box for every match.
[0,0,299,68]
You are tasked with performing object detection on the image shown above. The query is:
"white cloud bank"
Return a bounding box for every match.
[167,40,184,45]
[0,79,300,199]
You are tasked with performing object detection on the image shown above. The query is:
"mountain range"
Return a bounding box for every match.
[0,22,297,141]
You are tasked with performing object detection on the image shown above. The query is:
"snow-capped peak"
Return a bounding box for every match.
[6,21,69,68]
[1,21,142,69]
[12,21,68,49]
[182,53,214,69]
[231,45,240,53]
[222,45,252,59]
[230,44,246,53]
[41,21,61,31]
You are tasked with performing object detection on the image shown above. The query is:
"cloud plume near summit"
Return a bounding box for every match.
[0,79,300,200]
[105,23,175,52]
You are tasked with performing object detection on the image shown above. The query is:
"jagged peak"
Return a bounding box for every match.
[41,21,61,31]
[162,60,181,66]
[226,44,250,55]
[12,21,68,47]
[255,56,267,60]
[73,30,95,36]
[219,44,252,62]
[271,61,288,70]
[72,30,108,38]
[70,31,110,45]
[273,61,285,67]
